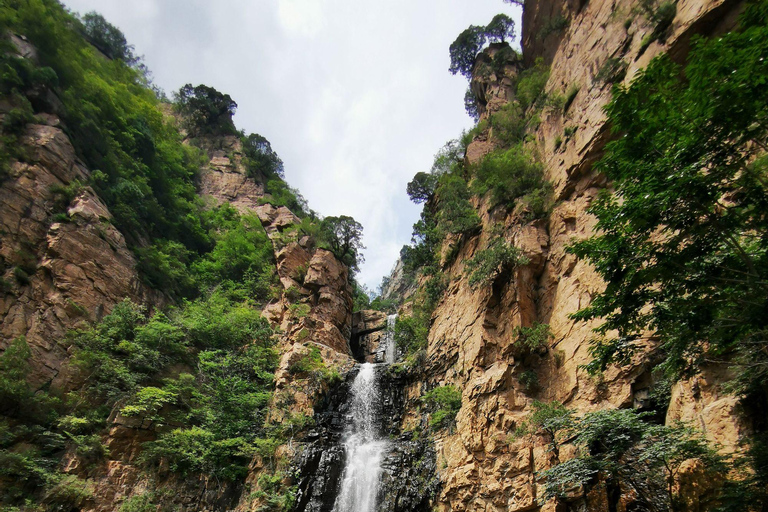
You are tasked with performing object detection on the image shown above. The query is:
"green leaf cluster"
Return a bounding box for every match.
[538,408,726,511]
[421,385,462,431]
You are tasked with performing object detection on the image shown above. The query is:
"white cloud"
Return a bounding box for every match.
[277,0,326,37]
[61,0,522,290]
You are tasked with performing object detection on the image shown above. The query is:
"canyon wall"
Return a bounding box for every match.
[393,0,750,510]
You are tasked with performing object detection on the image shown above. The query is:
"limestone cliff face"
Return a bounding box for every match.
[401,0,750,510]
[0,116,165,392]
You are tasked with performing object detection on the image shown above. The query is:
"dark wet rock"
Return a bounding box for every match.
[292,365,437,512]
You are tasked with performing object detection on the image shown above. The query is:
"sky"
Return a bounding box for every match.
[62,0,522,291]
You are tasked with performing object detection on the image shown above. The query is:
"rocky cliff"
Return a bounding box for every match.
[390,0,751,511]
[0,0,758,511]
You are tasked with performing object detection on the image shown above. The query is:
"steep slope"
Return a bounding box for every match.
[384,0,753,510]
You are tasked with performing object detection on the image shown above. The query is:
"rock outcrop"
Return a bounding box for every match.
[0,118,164,391]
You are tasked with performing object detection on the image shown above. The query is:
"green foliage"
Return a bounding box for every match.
[64,292,278,481]
[515,57,550,112]
[287,346,341,387]
[539,409,726,511]
[464,233,528,288]
[513,323,553,353]
[175,83,237,136]
[435,174,481,237]
[472,143,551,217]
[79,12,138,64]
[193,204,276,301]
[262,179,310,217]
[568,4,768,397]
[119,493,156,512]
[318,215,365,273]
[488,102,526,148]
[518,369,539,392]
[449,25,487,79]
[422,385,462,431]
[464,87,480,121]
[393,273,445,358]
[450,14,517,81]
[120,386,177,419]
[352,280,372,312]
[242,132,284,179]
[407,172,438,204]
[485,14,516,44]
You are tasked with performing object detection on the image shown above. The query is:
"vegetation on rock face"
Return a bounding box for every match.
[449,14,517,80]
[464,230,529,289]
[175,83,238,136]
[421,385,462,431]
[569,1,768,507]
[534,407,726,512]
[319,215,365,274]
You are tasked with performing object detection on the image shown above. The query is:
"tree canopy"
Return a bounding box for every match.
[449,14,517,80]
[569,3,768,505]
[79,12,137,64]
[485,14,516,43]
[407,172,438,204]
[449,25,487,79]
[242,133,284,179]
[175,83,238,136]
[569,0,768,391]
[320,215,365,273]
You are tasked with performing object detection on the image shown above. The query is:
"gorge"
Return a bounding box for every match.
[1,0,767,511]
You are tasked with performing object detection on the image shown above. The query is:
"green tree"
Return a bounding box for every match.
[79,12,136,64]
[407,171,438,204]
[242,133,284,179]
[539,409,726,512]
[449,25,487,79]
[567,1,768,393]
[485,14,516,44]
[319,215,365,273]
[175,83,238,136]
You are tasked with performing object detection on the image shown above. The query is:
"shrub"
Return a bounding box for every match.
[422,385,462,431]
[518,370,539,392]
[288,303,311,319]
[119,493,156,512]
[471,143,550,216]
[488,102,526,147]
[464,235,529,289]
[539,409,727,509]
[513,323,553,353]
[515,58,550,111]
[242,132,284,179]
[435,174,480,237]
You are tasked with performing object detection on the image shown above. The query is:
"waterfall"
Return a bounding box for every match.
[332,363,388,512]
[383,314,398,364]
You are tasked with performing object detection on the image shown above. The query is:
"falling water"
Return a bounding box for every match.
[383,314,398,364]
[333,363,388,512]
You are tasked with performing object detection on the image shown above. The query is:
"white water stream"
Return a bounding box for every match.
[332,363,388,512]
[383,314,398,364]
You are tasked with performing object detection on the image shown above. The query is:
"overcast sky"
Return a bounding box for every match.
[62,0,522,291]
